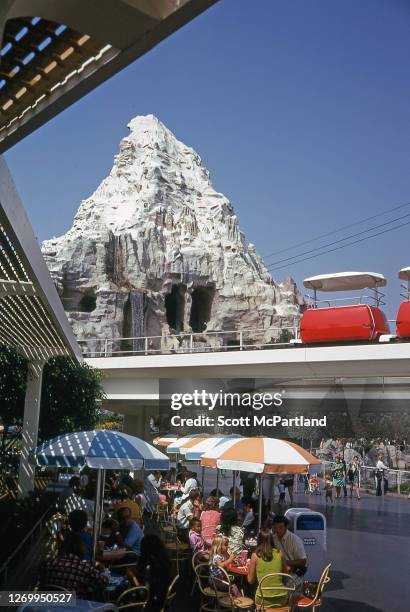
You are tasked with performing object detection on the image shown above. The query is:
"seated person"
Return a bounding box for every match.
[181,471,199,499]
[247,529,288,609]
[224,487,244,517]
[62,509,93,561]
[271,515,307,591]
[39,531,108,599]
[242,498,258,536]
[176,489,201,542]
[216,506,244,556]
[106,507,144,557]
[116,488,143,526]
[209,535,240,596]
[136,534,173,612]
[188,517,209,559]
[200,496,220,544]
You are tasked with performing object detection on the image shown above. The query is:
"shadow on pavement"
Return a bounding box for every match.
[321,598,385,611]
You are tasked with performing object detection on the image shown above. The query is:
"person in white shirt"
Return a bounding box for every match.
[176,489,201,542]
[181,472,199,498]
[375,454,388,495]
[147,471,162,490]
[272,515,307,591]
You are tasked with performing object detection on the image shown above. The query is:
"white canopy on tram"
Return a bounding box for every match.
[398,267,410,281]
[303,271,387,292]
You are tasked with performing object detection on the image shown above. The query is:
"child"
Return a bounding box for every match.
[324,476,333,504]
[189,518,209,559]
[210,535,241,596]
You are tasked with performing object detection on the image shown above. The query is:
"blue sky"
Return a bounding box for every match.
[5,0,410,317]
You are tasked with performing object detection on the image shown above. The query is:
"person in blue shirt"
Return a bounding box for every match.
[117,506,144,555]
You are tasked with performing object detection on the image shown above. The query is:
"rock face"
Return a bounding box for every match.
[42,115,303,354]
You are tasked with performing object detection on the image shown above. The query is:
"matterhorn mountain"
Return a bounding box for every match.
[42,115,303,353]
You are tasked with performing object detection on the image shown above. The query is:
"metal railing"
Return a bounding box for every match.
[0,503,54,587]
[311,459,410,496]
[78,325,300,358]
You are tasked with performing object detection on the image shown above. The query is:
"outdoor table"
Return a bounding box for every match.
[102,547,128,562]
[227,563,249,576]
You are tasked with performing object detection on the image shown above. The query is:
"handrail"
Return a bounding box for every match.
[77,325,301,357]
[0,503,54,585]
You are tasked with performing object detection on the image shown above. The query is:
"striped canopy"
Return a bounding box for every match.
[200,437,320,474]
[167,433,211,454]
[184,435,243,461]
[152,435,180,447]
[31,430,170,470]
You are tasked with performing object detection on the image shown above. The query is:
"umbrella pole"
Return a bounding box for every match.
[201,466,205,495]
[232,470,236,503]
[258,473,263,531]
[216,468,219,499]
[93,468,103,561]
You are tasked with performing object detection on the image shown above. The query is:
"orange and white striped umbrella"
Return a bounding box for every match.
[167,433,211,455]
[200,437,320,474]
[152,435,180,447]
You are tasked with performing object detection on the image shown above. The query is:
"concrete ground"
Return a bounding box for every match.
[176,469,410,612]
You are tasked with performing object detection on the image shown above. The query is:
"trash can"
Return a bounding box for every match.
[285,508,327,581]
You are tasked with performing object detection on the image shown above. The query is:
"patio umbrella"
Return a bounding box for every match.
[31,429,169,556]
[184,434,243,493]
[166,433,211,455]
[201,437,320,529]
[152,434,180,447]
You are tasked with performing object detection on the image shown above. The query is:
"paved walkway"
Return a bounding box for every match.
[193,470,410,612]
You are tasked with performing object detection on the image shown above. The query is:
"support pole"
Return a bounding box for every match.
[257,474,263,531]
[18,359,45,498]
[93,468,103,561]
[216,469,219,499]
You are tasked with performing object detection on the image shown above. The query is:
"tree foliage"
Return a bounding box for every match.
[39,356,105,440]
[0,346,28,426]
[0,346,105,440]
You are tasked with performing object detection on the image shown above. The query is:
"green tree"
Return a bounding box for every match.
[0,346,28,427]
[39,356,105,441]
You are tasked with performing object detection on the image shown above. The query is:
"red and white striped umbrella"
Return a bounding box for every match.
[200,437,320,474]
[167,433,211,455]
[152,435,180,447]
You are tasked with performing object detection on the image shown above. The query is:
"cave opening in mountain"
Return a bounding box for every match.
[189,286,214,333]
[79,293,97,313]
[165,284,186,332]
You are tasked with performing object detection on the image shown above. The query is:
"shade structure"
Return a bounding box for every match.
[200,437,320,474]
[153,435,180,447]
[184,434,243,461]
[31,429,170,471]
[167,433,211,455]
[303,271,386,292]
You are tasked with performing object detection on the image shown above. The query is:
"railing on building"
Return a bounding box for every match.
[78,325,300,358]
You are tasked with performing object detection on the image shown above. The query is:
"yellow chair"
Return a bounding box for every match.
[256,572,296,611]
[116,585,149,610]
[295,563,331,611]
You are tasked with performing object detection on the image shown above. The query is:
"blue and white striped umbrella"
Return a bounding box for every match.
[31,429,170,471]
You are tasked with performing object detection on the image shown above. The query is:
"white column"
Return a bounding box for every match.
[18,360,45,497]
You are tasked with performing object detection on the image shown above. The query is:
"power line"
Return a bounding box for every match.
[267,219,410,273]
[266,211,410,268]
[263,200,410,260]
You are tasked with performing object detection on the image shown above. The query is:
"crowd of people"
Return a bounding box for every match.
[38,464,312,610]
